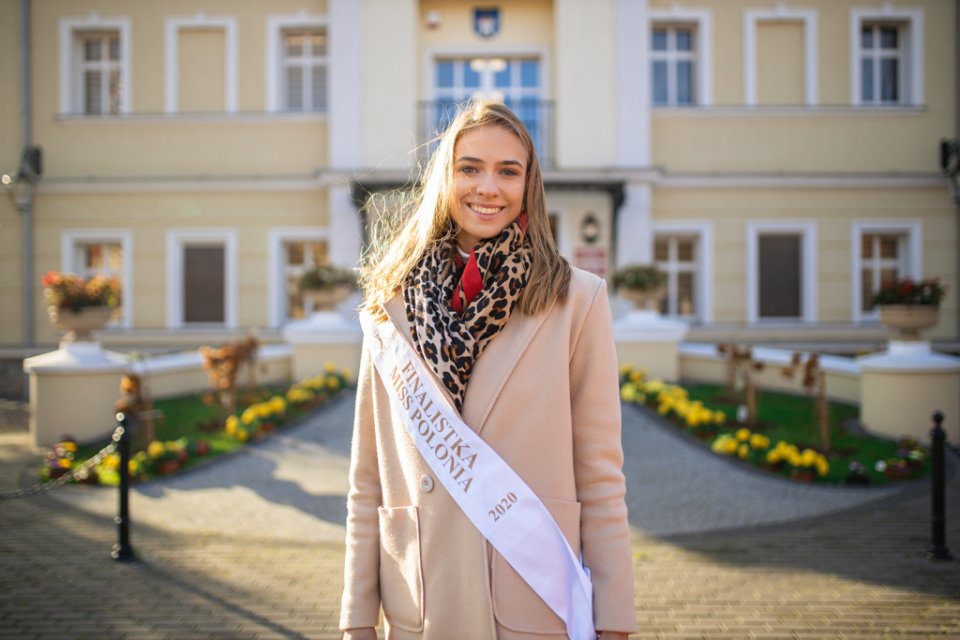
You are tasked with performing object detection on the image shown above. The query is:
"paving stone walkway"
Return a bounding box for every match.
[1,394,958,638]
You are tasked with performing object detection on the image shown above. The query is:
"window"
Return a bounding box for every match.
[60,16,131,115]
[284,239,330,320]
[282,28,327,112]
[651,25,696,106]
[851,8,923,106]
[851,221,921,322]
[78,32,122,115]
[61,230,133,328]
[654,235,698,318]
[428,57,548,161]
[859,23,904,104]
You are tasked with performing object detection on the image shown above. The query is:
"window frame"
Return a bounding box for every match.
[651,221,713,323]
[165,229,237,329]
[267,227,331,328]
[164,13,239,115]
[649,8,712,107]
[60,229,133,329]
[650,24,697,107]
[746,221,818,324]
[266,12,330,114]
[850,6,923,107]
[850,220,922,323]
[59,14,132,116]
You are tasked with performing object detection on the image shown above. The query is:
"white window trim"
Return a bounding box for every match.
[164,13,238,114]
[746,220,818,323]
[850,220,922,323]
[267,227,330,328]
[60,229,133,329]
[651,221,714,323]
[744,6,818,106]
[165,229,238,329]
[58,13,133,115]
[649,7,713,106]
[850,5,924,106]
[266,11,329,113]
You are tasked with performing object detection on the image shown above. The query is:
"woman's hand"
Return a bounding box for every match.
[343,628,377,640]
[598,632,629,640]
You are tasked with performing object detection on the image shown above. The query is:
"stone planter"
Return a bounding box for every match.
[877,305,939,341]
[47,305,112,343]
[302,286,353,312]
[620,287,665,312]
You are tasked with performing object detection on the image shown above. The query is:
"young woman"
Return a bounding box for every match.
[340,100,636,639]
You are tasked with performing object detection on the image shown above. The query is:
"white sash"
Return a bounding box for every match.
[361,313,595,640]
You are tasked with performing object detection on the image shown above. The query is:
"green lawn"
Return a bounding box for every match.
[631,379,929,485]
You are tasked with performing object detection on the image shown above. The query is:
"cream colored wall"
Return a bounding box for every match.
[362,0,417,169]
[419,0,554,48]
[652,186,958,338]
[31,189,329,345]
[546,189,615,277]
[650,0,955,173]
[178,28,227,113]
[30,0,330,177]
[756,21,804,106]
[555,0,616,167]
[0,0,23,345]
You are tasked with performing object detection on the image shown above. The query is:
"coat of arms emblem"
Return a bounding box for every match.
[473,8,500,38]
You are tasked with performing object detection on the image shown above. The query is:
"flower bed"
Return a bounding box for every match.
[619,365,929,485]
[40,363,350,486]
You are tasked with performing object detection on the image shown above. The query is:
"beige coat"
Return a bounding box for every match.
[340,268,637,638]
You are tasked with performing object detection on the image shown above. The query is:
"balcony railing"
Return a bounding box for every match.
[418,99,556,168]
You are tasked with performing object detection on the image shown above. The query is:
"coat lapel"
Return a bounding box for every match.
[382,294,554,436]
[461,302,554,435]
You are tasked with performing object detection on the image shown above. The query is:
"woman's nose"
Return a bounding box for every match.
[476,172,498,196]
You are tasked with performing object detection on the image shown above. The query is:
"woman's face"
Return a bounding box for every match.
[450,125,527,251]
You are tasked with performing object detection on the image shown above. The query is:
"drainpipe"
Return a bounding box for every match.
[19,0,34,348]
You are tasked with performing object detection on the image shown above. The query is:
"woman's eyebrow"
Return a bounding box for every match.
[455,156,524,168]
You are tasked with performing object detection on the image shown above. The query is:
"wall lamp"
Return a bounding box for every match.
[580,212,600,244]
[2,145,42,212]
[940,138,960,205]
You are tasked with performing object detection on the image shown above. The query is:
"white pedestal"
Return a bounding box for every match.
[282,312,363,382]
[614,311,689,382]
[23,341,129,448]
[859,341,960,441]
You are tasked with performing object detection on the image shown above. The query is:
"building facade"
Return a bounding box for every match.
[1,0,957,353]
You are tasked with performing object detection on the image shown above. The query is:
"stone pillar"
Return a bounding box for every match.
[614,309,688,382]
[616,183,652,266]
[23,342,128,448]
[859,341,960,441]
[282,302,362,382]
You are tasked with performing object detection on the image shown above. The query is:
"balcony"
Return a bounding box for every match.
[418,99,556,168]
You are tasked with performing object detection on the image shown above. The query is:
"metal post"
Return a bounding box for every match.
[111,412,136,562]
[928,411,952,561]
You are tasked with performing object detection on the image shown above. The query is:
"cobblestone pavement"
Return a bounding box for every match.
[1,394,958,638]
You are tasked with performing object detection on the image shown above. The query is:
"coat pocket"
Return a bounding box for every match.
[378,505,424,632]
[492,498,583,634]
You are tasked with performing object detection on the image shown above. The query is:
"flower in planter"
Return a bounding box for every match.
[298,265,358,292]
[41,270,121,311]
[611,264,667,293]
[870,277,946,308]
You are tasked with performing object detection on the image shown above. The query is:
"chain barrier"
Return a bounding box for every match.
[0,425,124,500]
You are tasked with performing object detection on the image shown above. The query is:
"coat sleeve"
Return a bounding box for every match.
[339,338,383,630]
[569,279,638,633]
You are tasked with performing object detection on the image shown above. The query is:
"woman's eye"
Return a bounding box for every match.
[458,166,478,174]
[500,169,520,177]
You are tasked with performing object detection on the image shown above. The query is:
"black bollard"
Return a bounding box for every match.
[928,411,952,561]
[111,412,136,562]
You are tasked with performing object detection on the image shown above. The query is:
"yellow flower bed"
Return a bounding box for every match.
[620,364,829,480]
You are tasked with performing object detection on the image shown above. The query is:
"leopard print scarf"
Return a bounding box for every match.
[403,220,531,412]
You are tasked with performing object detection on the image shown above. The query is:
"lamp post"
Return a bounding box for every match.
[2,145,41,348]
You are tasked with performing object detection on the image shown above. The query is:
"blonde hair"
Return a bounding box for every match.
[359,99,570,319]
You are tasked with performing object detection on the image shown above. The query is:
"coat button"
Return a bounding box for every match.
[419,474,434,493]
